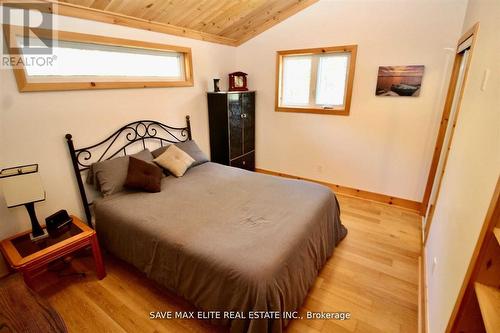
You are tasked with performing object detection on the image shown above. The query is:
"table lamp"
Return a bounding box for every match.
[0,164,48,241]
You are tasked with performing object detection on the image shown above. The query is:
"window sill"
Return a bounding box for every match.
[275,106,350,116]
[17,80,194,92]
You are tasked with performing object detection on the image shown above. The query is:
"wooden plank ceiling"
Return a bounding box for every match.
[51,0,319,46]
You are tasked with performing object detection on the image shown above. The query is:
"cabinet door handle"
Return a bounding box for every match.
[240,114,247,119]
[242,160,246,165]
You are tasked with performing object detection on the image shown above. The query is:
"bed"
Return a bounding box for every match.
[66,116,347,333]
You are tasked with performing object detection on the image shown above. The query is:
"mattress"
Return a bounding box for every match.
[94,162,346,333]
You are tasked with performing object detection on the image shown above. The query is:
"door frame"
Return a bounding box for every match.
[446,176,500,332]
[422,23,480,243]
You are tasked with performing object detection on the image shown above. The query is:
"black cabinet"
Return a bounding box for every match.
[207,91,255,171]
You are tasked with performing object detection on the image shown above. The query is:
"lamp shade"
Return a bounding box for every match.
[0,164,45,208]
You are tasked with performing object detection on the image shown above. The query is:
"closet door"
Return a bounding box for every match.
[228,93,243,159]
[242,92,255,154]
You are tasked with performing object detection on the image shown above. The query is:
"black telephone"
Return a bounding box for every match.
[45,210,73,232]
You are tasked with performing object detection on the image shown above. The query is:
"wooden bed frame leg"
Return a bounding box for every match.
[90,235,106,279]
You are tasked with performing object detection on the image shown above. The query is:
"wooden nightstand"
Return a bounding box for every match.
[0,215,105,288]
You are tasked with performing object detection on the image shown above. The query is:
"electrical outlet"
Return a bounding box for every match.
[481,69,490,91]
[432,257,438,274]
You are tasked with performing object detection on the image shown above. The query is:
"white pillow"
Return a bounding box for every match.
[153,145,195,177]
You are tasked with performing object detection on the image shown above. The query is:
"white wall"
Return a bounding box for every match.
[425,0,500,331]
[235,0,467,201]
[0,14,236,240]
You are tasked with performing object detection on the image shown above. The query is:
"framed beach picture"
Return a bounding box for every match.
[376,65,425,97]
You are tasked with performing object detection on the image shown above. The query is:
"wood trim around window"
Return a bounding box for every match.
[275,45,357,116]
[2,25,194,92]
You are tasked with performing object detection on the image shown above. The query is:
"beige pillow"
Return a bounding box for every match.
[153,145,195,177]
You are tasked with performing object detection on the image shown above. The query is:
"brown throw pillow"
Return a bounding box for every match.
[88,149,154,196]
[124,157,162,193]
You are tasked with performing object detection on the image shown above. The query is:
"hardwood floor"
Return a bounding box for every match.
[30,194,422,333]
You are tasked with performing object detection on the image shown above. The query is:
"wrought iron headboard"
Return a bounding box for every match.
[66,115,192,227]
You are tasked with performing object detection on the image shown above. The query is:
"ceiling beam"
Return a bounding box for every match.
[37,0,239,46]
[2,0,319,47]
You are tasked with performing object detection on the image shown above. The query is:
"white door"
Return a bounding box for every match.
[423,43,471,228]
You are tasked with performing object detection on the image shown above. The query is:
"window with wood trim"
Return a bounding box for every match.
[3,25,193,92]
[275,45,357,115]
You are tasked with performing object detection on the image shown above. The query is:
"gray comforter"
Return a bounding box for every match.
[94,162,346,333]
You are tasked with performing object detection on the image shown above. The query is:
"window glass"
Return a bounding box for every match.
[315,53,349,106]
[282,55,312,106]
[19,37,185,81]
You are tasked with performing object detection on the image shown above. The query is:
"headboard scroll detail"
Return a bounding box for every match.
[66,115,192,226]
